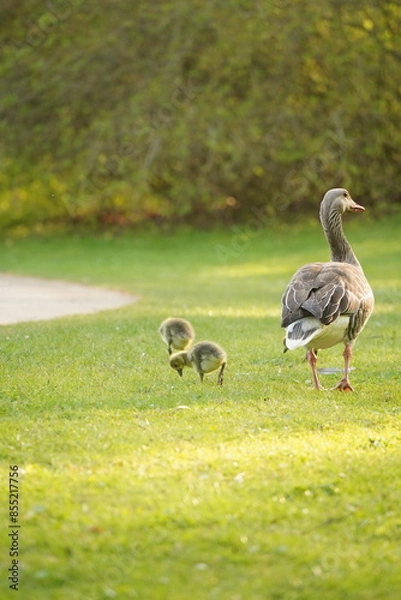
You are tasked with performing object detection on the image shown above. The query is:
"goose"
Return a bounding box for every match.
[159,317,195,355]
[169,341,227,385]
[281,188,374,391]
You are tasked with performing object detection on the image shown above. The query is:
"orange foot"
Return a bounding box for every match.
[333,379,354,392]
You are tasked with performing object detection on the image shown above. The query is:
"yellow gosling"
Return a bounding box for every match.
[169,341,227,385]
[159,317,195,355]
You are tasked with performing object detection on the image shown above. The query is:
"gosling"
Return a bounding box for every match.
[159,317,195,355]
[169,341,227,385]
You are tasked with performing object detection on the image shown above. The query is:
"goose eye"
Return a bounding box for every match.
[343,192,348,197]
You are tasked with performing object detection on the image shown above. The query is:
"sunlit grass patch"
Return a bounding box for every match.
[0,215,400,599]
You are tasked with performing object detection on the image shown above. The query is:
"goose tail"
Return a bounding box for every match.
[284,317,323,351]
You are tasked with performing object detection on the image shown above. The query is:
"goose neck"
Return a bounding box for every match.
[321,209,361,268]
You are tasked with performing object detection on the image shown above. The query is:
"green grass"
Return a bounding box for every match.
[1,215,401,600]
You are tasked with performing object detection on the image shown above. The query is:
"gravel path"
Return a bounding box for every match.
[0,274,138,325]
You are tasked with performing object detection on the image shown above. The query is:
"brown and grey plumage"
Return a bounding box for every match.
[159,318,195,355]
[169,341,227,385]
[281,188,374,391]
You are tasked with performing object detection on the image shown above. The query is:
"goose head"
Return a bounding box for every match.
[320,188,364,222]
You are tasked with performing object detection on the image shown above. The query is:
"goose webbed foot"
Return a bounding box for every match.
[333,378,353,392]
[333,344,354,391]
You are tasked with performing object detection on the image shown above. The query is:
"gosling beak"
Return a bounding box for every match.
[177,369,183,377]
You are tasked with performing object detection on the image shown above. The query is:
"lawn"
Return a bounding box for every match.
[1,213,400,600]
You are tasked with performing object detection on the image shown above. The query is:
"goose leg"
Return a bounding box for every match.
[217,362,226,385]
[307,349,324,390]
[333,344,353,391]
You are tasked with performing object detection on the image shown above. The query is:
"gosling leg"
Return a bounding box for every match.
[217,362,226,386]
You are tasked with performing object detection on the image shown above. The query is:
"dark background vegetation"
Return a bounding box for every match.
[1,0,400,233]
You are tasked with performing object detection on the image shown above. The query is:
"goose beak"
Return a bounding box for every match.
[350,201,365,212]
[177,369,183,377]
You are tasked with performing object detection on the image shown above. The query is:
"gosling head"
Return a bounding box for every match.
[169,352,189,377]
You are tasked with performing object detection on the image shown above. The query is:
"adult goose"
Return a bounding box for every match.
[281,188,374,391]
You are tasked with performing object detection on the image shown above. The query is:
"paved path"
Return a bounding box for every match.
[0,274,138,325]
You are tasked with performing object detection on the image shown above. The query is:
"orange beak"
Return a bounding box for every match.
[350,201,365,212]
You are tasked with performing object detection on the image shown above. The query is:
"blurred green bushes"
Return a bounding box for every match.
[1,0,400,233]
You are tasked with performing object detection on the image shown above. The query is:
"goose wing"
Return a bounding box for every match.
[281,262,373,334]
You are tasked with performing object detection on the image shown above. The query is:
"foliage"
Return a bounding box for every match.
[0,216,401,598]
[0,0,401,230]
